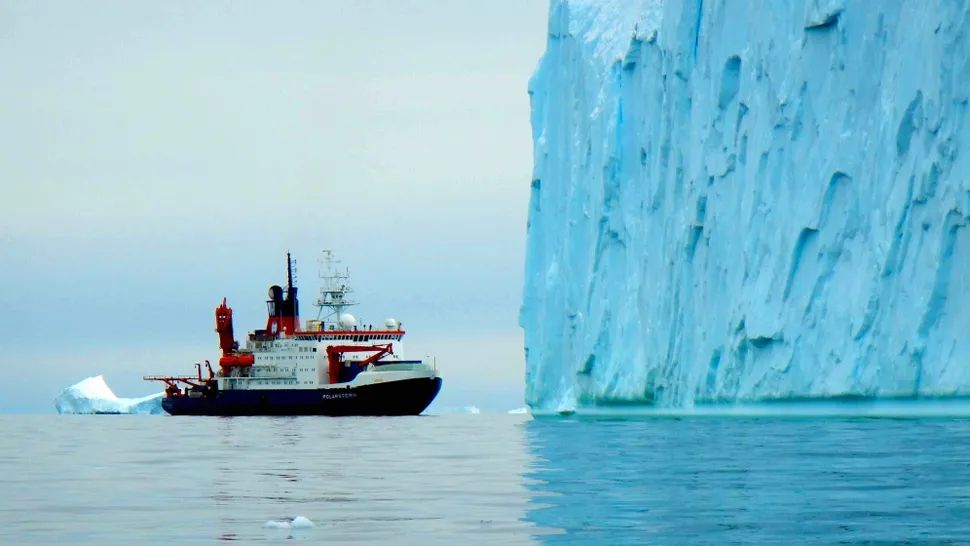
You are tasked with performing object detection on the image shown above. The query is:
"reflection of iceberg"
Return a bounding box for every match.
[522,415,965,542]
[55,375,164,415]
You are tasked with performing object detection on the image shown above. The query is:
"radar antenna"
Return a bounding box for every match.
[315,250,357,321]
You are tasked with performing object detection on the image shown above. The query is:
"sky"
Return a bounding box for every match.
[0,1,550,413]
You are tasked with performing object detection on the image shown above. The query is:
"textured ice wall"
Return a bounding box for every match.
[522,0,970,411]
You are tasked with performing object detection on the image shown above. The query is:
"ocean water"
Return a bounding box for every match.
[2,414,970,544]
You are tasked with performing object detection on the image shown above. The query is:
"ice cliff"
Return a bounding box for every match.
[521,0,970,410]
[55,376,164,414]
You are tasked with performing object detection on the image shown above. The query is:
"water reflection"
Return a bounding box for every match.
[204,415,542,543]
[524,417,676,543]
[523,416,970,544]
[13,414,970,543]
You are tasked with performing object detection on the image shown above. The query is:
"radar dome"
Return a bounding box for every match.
[338,313,357,328]
[385,318,399,330]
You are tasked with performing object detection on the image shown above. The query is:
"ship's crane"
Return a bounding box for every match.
[326,343,395,384]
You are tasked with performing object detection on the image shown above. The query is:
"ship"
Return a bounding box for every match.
[145,251,442,416]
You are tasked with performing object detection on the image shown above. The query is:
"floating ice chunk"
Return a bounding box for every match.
[55,375,164,415]
[507,407,530,415]
[432,405,483,415]
[264,516,314,529]
[290,516,314,529]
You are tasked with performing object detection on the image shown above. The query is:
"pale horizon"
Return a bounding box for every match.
[0,0,550,412]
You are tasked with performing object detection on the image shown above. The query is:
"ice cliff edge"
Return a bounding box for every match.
[522,0,970,411]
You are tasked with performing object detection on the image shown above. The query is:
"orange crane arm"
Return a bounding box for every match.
[326,344,394,384]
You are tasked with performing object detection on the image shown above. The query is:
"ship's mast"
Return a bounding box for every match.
[286,252,295,293]
[315,250,357,321]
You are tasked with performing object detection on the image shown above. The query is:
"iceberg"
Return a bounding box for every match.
[55,375,164,415]
[521,0,970,411]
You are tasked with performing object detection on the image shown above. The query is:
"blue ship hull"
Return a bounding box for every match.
[162,377,442,416]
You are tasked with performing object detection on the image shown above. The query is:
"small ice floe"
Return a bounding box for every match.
[264,516,314,529]
[507,406,530,415]
[433,405,482,415]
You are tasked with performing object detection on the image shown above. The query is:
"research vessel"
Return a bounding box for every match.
[146,252,442,416]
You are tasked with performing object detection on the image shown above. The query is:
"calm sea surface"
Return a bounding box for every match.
[2,414,970,544]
